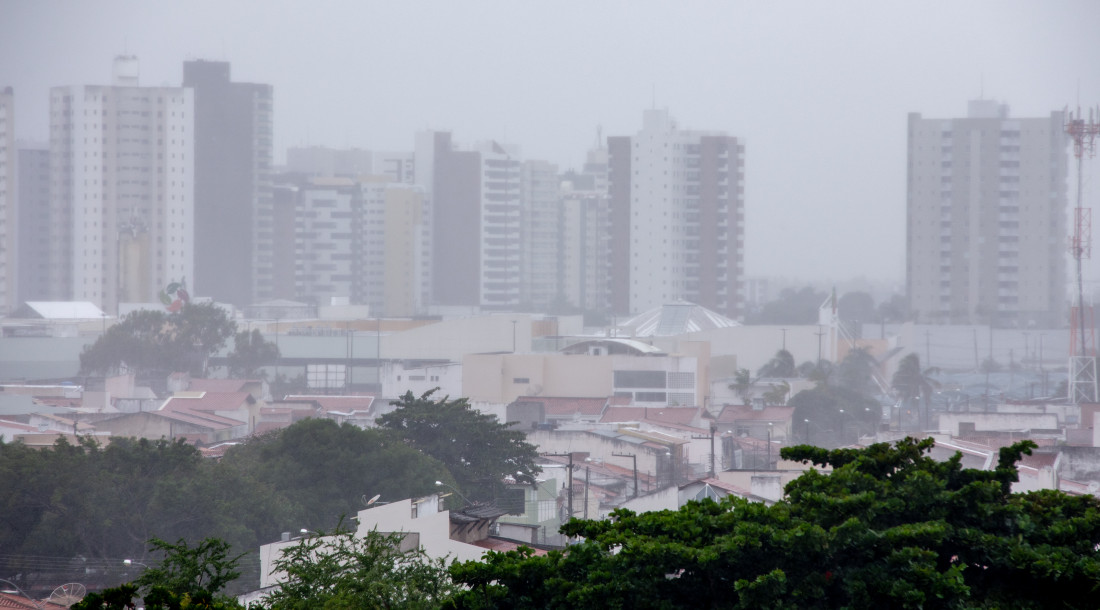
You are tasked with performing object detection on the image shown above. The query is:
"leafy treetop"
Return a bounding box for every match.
[447,437,1100,609]
[378,390,541,501]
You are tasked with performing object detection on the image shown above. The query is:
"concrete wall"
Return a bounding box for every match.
[937,412,1059,435]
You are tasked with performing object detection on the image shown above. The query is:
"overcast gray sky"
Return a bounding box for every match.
[3,0,1099,288]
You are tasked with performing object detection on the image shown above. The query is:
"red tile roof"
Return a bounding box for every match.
[284,395,374,414]
[600,406,701,426]
[472,538,549,555]
[163,392,254,413]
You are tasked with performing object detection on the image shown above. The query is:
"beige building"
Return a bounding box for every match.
[462,339,709,408]
[907,100,1068,327]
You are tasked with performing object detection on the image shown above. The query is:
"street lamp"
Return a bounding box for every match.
[0,579,41,609]
[435,480,474,507]
[122,559,149,569]
[804,418,811,445]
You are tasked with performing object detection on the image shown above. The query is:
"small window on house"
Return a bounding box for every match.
[409,375,426,381]
[513,377,530,384]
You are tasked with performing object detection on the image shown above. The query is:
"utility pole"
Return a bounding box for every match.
[925,330,932,369]
[691,424,719,478]
[612,452,638,498]
[815,325,825,363]
[542,452,574,520]
[780,328,788,351]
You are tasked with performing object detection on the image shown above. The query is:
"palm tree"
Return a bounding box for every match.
[758,349,796,379]
[730,368,753,406]
[891,353,940,431]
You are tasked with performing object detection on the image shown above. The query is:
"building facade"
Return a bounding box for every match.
[183,60,274,308]
[15,143,51,304]
[520,159,560,311]
[907,100,1068,327]
[0,87,12,314]
[608,109,746,319]
[48,56,195,313]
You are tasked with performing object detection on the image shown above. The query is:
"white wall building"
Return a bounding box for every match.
[608,109,746,320]
[48,56,194,314]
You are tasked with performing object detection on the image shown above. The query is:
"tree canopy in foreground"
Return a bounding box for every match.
[447,438,1100,609]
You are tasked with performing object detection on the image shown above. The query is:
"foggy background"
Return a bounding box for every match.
[2,0,1098,286]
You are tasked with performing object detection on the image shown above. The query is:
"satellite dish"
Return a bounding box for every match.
[364,493,381,506]
[49,583,86,607]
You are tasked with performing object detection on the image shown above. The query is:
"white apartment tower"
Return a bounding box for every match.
[907,101,1068,327]
[0,87,13,314]
[520,159,560,310]
[49,56,194,313]
[608,109,746,319]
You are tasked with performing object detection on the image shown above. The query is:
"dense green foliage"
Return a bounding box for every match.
[79,302,237,377]
[226,329,281,378]
[255,526,458,609]
[0,419,450,594]
[447,438,1100,609]
[788,385,881,447]
[72,537,244,610]
[378,390,541,501]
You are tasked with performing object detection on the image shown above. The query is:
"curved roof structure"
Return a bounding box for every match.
[620,301,740,337]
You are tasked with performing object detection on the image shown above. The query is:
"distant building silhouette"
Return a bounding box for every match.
[183,59,273,308]
[0,87,13,315]
[907,101,1068,327]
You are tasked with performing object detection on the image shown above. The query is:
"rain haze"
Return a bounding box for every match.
[2,0,1099,287]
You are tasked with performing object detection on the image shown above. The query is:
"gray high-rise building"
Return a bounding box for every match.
[183,60,273,308]
[907,100,1068,327]
[15,143,51,304]
[0,87,13,314]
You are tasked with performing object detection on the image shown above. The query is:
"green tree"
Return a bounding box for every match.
[378,390,541,501]
[80,302,236,377]
[447,438,1100,609]
[757,349,796,379]
[256,526,458,609]
[220,418,451,531]
[837,291,876,323]
[745,286,827,324]
[892,353,939,431]
[72,537,244,610]
[833,346,880,396]
[134,537,244,600]
[226,328,280,378]
[789,385,879,447]
[729,368,753,405]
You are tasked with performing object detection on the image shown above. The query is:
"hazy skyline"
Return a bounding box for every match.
[3,0,1099,288]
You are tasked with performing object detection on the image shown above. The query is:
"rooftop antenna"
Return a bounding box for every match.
[1066,104,1100,404]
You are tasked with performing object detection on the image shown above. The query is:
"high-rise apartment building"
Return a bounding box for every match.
[183,60,273,308]
[416,132,523,311]
[520,159,560,311]
[607,109,746,319]
[560,144,611,315]
[48,56,194,313]
[0,87,13,314]
[293,177,428,316]
[16,143,51,304]
[907,101,1068,327]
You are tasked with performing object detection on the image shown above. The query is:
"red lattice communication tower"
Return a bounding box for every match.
[1066,106,1100,404]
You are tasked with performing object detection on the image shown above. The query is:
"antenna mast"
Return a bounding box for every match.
[1066,105,1100,404]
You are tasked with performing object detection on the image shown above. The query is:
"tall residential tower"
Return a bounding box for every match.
[607,109,745,319]
[183,60,273,308]
[907,101,1068,327]
[48,56,194,313]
